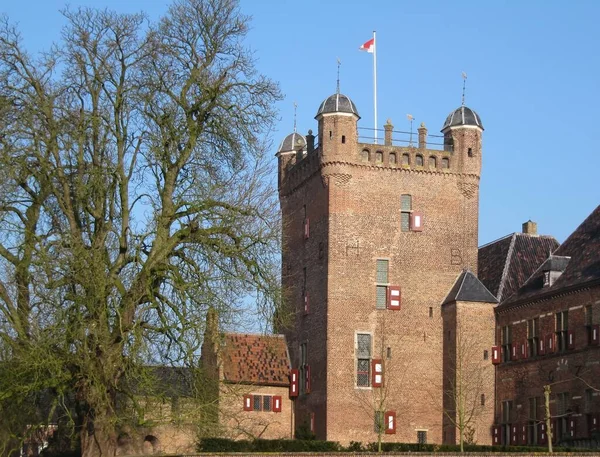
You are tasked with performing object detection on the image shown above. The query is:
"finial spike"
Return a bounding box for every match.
[336,57,341,94]
[293,101,298,133]
[461,71,467,106]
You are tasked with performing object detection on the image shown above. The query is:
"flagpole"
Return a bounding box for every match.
[373,30,378,144]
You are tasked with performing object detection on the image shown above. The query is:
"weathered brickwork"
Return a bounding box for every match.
[495,285,600,446]
[278,97,487,444]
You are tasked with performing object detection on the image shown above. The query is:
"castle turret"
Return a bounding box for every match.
[276,132,306,189]
[441,105,484,176]
[315,93,359,163]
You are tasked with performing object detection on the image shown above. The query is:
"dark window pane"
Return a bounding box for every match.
[263,395,272,412]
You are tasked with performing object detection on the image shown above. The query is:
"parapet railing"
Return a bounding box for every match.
[358,126,451,151]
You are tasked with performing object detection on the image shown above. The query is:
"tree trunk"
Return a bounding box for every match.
[545,384,553,453]
[80,417,118,457]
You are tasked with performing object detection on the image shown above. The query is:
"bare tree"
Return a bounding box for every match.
[352,318,412,453]
[0,0,281,455]
[434,301,495,453]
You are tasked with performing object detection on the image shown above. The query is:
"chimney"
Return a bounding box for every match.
[306,129,315,154]
[418,122,427,149]
[522,220,537,235]
[384,119,393,146]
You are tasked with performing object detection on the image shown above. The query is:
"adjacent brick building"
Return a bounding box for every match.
[491,206,600,448]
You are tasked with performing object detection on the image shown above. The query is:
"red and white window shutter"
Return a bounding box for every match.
[305,365,311,393]
[492,425,501,445]
[289,369,299,398]
[372,359,383,387]
[491,346,501,365]
[243,394,252,411]
[387,286,401,310]
[592,325,600,345]
[304,292,309,314]
[538,338,546,355]
[384,411,396,434]
[511,343,518,361]
[273,395,282,413]
[410,211,424,232]
[569,417,576,437]
[520,341,528,359]
[568,330,575,350]
[310,412,315,433]
[547,334,555,353]
[304,218,310,239]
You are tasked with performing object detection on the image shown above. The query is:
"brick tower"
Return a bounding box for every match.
[277,90,486,444]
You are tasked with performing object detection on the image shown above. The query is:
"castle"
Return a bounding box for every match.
[274,87,600,447]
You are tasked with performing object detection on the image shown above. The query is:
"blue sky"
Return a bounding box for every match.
[3,0,598,245]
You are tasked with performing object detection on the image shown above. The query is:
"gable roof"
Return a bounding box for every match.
[500,205,600,308]
[478,232,559,302]
[221,333,290,387]
[442,270,498,305]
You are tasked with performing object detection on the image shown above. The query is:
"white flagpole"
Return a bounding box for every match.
[373,30,378,144]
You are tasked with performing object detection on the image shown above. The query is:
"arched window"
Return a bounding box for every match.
[361,149,370,162]
[375,151,383,163]
[389,153,397,164]
[441,157,450,169]
[429,156,437,168]
[416,154,424,166]
[402,153,410,166]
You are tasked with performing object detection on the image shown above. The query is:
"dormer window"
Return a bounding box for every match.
[541,255,571,288]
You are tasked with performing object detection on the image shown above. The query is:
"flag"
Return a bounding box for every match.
[359,37,375,53]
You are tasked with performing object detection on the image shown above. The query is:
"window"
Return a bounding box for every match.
[300,342,308,394]
[376,259,389,309]
[528,317,539,357]
[361,149,370,162]
[529,397,541,444]
[356,333,371,387]
[253,395,262,411]
[374,411,384,433]
[401,153,410,166]
[329,130,332,139]
[556,311,568,352]
[375,151,383,163]
[586,305,593,344]
[417,431,427,444]
[586,389,593,414]
[481,394,485,406]
[441,157,449,169]
[243,394,282,413]
[501,400,513,445]
[341,135,346,144]
[263,395,272,412]
[468,147,473,157]
[389,152,396,164]
[501,325,512,362]
[483,350,489,360]
[429,156,437,168]
[557,392,570,440]
[401,194,412,232]
[415,154,423,166]
[386,347,391,359]
[429,307,433,318]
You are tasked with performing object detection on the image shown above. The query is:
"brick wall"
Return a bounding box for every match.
[278,107,485,444]
[495,285,600,445]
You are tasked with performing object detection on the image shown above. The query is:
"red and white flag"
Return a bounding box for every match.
[359,37,375,53]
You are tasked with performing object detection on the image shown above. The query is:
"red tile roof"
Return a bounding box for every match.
[501,205,600,308]
[221,333,290,387]
[478,232,559,302]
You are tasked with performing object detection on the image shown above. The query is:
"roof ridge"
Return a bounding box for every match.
[497,233,517,301]
[479,232,515,249]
